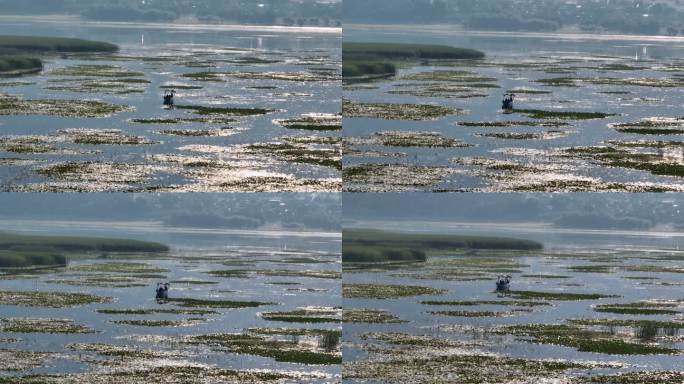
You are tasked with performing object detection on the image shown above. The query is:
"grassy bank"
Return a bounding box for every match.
[343,42,484,81]
[343,229,542,263]
[343,42,485,61]
[0,56,42,75]
[0,232,169,269]
[0,35,118,54]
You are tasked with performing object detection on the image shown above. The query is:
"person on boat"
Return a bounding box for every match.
[155,282,170,300]
[163,90,176,106]
[502,93,514,110]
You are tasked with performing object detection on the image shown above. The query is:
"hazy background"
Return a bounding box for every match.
[345,194,684,231]
[0,0,341,27]
[0,193,341,231]
[344,0,684,36]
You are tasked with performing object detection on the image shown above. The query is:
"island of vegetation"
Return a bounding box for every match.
[0,232,169,269]
[343,42,485,81]
[343,228,542,263]
[0,35,118,75]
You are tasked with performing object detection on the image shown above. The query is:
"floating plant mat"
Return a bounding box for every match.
[346,131,472,148]
[478,130,571,140]
[343,309,406,324]
[0,366,304,383]
[495,323,680,355]
[182,71,337,82]
[0,94,132,118]
[0,318,95,334]
[343,164,456,192]
[343,284,445,299]
[0,349,54,372]
[0,290,110,307]
[343,99,463,120]
[274,113,341,131]
[609,117,684,135]
[184,331,341,365]
[261,307,342,324]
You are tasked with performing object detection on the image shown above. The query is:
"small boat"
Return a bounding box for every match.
[155,282,170,301]
[163,90,176,107]
[495,275,511,292]
[502,93,515,111]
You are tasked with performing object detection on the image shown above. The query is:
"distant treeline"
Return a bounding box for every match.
[0,232,169,268]
[343,229,543,263]
[0,0,341,26]
[344,0,684,36]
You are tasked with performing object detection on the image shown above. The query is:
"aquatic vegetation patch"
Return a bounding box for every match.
[261,307,342,324]
[349,131,473,148]
[187,332,341,365]
[583,371,684,384]
[343,283,446,299]
[431,310,507,317]
[399,70,497,84]
[343,99,463,120]
[387,83,491,99]
[458,120,569,127]
[45,78,149,95]
[421,300,550,307]
[0,318,94,334]
[593,302,680,315]
[112,318,206,327]
[512,109,616,120]
[498,324,679,355]
[478,130,570,140]
[247,140,341,170]
[58,129,158,145]
[588,77,684,87]
[535,77,579,87]
[0,290,110,307]
[344,349,588,383]
[343,309,407,323]
[0,365,297,383]
[70,262,168,274]
[343,163,455,192]
[507,290,618,301]
[609,117,684,135]
[274,113,341,131]
[0,94,133,118]
[97,308,216,315]
[0,349,53,372]
[175,105,271,116]
[158,127,242,137]
[167,297,273,309]
[130,117,237,124]
[182,71,336,82]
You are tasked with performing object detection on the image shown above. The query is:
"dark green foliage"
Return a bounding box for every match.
[0,56,42,74]
[343,61,396,78]
[0,35,117,54]
[0,232,168,269]
[343,42,485,61]
[343,228,542,263]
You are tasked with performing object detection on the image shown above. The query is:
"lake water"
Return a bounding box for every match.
[344,25,684,192]
[0,221,341,383]
[0,18,341,192]
[343,221,684,383]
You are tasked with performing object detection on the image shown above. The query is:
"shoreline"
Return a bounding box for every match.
[346,22,684,43]
[0,14,341,35]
